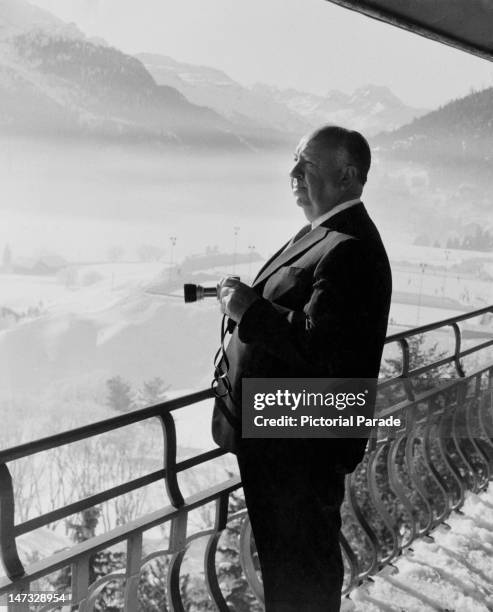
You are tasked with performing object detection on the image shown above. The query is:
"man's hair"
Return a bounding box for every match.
[310,126,371,185]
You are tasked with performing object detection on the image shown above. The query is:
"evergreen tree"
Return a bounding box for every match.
[137,557,170,611]
[106,376,135,412]
[137,556,213,611]
[137,377,169,408]
[181,574,214,611]
[51,507,126,611]
[380,333,452,397]
[216,487,263,612]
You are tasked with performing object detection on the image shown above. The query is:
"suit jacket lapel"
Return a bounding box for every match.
[252,240,290,285]
[253,226,328,287]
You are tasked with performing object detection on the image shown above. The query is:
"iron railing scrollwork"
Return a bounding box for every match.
[0,306,492,610]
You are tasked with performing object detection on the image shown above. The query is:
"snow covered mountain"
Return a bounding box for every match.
[137,52,428,138]
[136,53,311,142]
[0,0,248,149]
[252,83,429,136]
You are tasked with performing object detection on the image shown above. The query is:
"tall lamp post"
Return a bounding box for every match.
[233,226,240,274]
[441,249,450,296]
[169,236,177,284]
[417,262,427,325]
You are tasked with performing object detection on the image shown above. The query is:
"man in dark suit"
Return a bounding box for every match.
[212,126,392,611]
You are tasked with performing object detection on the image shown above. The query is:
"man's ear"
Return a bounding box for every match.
[340,164,358,187]
[341,164,358,184]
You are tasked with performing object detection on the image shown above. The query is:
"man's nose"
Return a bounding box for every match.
[290,162,302,180]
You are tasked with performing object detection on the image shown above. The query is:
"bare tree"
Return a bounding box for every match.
[137,244,165,262]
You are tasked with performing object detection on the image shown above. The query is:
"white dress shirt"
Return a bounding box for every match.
[311,198,361,229]
[282,198,362,253]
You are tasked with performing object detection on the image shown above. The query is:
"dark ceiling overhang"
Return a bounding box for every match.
[326,0,493,61]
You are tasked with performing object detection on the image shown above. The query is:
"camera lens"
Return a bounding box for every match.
[184,284,198,303]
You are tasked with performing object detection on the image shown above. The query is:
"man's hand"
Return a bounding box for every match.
[218,277,260,323]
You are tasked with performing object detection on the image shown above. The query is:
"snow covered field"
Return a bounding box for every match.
[1,245,493,449]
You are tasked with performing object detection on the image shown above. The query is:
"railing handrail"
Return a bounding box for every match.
[376,361,490,418]
[13,448,226,538]
[0,388,214,464]
[0,476,242,593]
[385,303,493,342]
[2,304,492,466]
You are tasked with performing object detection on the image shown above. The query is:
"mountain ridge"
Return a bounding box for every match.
[138,52,429,138]
[2,0,483,156]
[0,0,251,149]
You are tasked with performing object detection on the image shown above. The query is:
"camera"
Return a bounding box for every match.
[183,276,240,303]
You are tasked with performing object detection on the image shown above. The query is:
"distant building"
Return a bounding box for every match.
[13,254,68,275]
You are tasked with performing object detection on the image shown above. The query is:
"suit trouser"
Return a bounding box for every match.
[236,439,346,612]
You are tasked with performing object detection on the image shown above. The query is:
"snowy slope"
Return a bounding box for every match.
[0,0,83,40]
[0,264,220,399]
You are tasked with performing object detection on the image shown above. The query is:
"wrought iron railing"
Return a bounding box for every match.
[0,306,492,610]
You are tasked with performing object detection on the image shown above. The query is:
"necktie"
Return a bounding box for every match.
[292,224,312,243]
[283,224,311,252]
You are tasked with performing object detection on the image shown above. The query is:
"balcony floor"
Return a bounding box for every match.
[346,485,493,612]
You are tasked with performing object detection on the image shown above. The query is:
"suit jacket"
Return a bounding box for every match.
[212,202,392,472]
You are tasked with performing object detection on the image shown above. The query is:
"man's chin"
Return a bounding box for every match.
[294,195,309,208]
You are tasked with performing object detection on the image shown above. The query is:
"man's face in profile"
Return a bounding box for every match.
[289,137,343,222]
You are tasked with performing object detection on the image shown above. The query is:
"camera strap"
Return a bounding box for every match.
[211,315,241,430]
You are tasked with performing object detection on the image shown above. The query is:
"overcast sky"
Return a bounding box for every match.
[30,0,493,109]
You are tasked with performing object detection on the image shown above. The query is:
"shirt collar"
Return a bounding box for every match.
[311,198,361,229]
